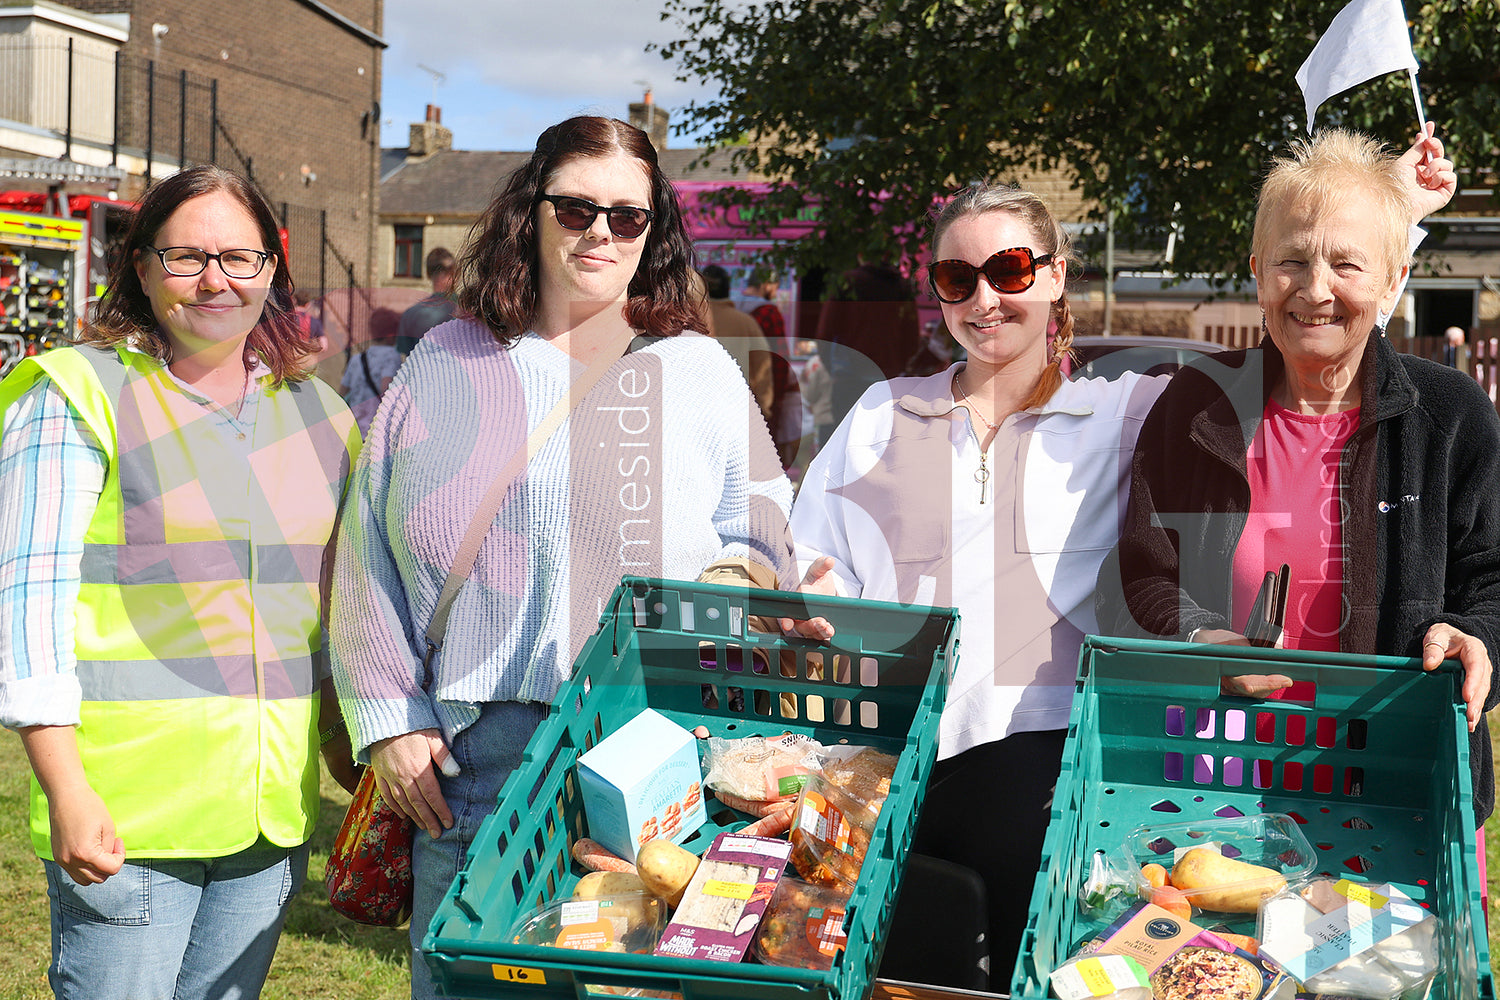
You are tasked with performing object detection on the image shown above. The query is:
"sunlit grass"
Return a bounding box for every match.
[0,732,409,1000]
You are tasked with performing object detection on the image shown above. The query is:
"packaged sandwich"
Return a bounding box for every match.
[653,833,792,963]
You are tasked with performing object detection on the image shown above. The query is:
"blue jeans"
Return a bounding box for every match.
[409,700,547,1000]
[44,838,310,1000]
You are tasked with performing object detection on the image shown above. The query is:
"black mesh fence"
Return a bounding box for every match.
[115,54,218,182]
[0,37,371,335]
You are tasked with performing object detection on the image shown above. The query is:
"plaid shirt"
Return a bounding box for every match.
[0,379,105,727]
[0,365,268,728]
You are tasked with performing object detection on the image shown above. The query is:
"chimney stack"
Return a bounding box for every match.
[409,105,452,157]
[628,89,669,151]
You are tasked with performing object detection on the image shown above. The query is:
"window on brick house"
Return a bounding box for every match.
[394,225,423,278]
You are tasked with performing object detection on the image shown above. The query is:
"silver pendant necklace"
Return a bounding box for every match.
[953,372,994,504]
[952,372,999,431]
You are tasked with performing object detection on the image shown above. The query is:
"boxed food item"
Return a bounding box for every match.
[1092,901,1293,1000]
[1258,878,1440,999]
[788,774,874,887]
[576,708,706,862]
[653,832,793,963]
[1047,953,1151,1000]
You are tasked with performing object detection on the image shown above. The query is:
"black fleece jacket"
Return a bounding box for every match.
[1097,331,1500,826]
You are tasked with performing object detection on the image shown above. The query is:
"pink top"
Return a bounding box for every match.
[1234,400,1360,652]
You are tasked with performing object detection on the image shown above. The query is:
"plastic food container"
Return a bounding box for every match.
[752,878,854,970]
[1121,812,1317,914]
[510,894,667,955]
[788,773,881,888]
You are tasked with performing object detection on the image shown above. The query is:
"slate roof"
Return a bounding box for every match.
[380,144,759,218]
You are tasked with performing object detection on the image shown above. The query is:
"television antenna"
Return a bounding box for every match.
[416,63,447,108]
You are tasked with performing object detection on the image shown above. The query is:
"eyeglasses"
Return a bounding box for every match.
[538,195,654,239]
[928,247,1055,303]
[147,246,272,279]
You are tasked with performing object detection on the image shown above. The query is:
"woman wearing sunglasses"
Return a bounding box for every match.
[328,116,793,1000]
[790,134,1454,986]
[0,165,360,999]
[787,185,1170,986]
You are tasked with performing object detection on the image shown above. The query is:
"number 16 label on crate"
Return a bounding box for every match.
[490,965,545,984]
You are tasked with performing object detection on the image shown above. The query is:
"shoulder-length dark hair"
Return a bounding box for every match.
[455,116,704,346]
[82,164,312,385]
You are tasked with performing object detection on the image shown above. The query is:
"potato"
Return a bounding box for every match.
[573,871,648,899]
[1170,847,1286,912]
[636,840,699,907]
[570,872,658,929]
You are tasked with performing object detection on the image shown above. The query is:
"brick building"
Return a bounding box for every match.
[2,0,385,297]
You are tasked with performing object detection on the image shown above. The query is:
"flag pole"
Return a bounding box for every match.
[1409,70,1428,132]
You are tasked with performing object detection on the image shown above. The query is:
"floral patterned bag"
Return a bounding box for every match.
[326,767,414,925]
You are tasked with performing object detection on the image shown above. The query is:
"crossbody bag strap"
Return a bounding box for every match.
[360,351,381,397]
[421,331,636,672]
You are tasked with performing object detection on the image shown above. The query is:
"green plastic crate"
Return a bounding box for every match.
[1013,636,1494,1000]
[423,576,959,1000]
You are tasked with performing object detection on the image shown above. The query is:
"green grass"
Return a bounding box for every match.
[0,729,1495,995]
[0,731,410,999]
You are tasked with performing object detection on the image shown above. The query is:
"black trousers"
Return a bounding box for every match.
[905,729,1068,990]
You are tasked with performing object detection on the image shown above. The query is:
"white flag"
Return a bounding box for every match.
[1295,0,1418,133]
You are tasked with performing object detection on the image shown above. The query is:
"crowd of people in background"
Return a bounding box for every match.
[289,234,1494,487]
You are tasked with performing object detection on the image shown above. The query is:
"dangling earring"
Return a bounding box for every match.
[1260,313,1268,339]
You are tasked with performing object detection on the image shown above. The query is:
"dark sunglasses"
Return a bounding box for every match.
[928,247,1055,303]
[538,194,654,239]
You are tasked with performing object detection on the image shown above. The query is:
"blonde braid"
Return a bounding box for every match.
[1051,292,1076,365]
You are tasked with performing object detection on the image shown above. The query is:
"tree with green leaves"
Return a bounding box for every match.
[656,1,1499,286]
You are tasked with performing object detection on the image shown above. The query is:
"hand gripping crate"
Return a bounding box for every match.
[423,577,960,1000]
[1012,636,1494,1000]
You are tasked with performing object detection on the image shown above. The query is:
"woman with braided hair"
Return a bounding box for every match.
[785,185,1169,986]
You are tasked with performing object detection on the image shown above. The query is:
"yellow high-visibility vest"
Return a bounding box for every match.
[0,344,359,858]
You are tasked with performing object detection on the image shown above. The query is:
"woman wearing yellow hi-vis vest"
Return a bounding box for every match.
[0,165,361,1000]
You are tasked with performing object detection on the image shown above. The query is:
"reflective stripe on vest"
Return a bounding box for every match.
[0,345,358,859]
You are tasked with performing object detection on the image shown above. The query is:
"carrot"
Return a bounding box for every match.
[1151,886,1192,921]
[740,802,796,838]
[1213,932,1260,956]
[714,789,793,817]
[1140,863,1169,890]
[572,837,637,874]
